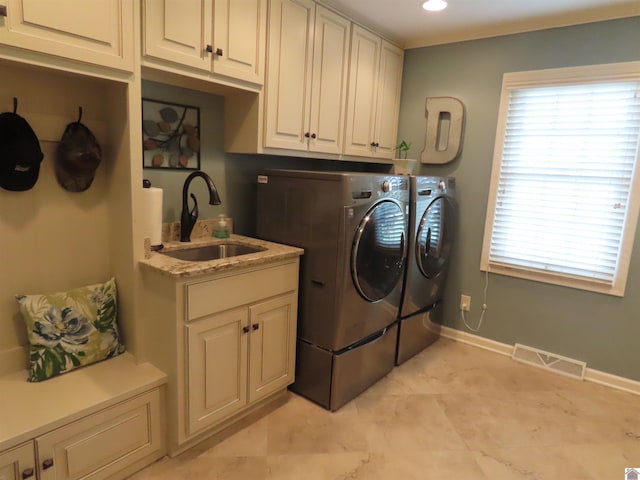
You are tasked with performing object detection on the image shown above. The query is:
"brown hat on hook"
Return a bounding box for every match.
[55,107,102,192]
[0,97,44,192]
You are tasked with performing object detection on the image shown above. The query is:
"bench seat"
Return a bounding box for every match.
[0,352,166,452]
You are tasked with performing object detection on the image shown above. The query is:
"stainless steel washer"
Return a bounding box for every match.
[256,169,409,410]
[396,176,456,365]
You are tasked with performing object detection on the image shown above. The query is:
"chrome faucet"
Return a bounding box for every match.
[180,170,222,242]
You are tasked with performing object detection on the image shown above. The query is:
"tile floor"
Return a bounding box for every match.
[129,338,640,479]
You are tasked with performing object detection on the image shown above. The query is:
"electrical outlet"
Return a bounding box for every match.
[460,295,471,311]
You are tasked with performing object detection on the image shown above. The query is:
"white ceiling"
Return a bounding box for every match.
[319,0,640,49]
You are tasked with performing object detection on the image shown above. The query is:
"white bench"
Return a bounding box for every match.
[0,353,166,480]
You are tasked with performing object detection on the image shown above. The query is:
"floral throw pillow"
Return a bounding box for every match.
[16,278,125,382]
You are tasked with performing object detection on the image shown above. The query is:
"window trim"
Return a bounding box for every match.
[481,61,640,297]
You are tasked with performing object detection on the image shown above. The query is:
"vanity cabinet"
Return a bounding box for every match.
[142,255,300,456]
[0,0,134,71]
[0,389,162,480]
[186,293,296,435]
[142,0,267,85]
[343,25,404,159]
[264,0,351,154]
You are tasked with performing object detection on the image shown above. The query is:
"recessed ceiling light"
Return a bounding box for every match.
[422,0,447,12]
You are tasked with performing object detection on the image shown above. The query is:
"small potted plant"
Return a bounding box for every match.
[395,140,411,159]
[392,140,416,175]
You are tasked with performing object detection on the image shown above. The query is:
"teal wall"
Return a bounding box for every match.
[398,17,640,380]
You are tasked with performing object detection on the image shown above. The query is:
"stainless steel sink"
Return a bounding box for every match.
[161,243,266,262]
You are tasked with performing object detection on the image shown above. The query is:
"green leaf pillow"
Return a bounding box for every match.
[16,278,125,382]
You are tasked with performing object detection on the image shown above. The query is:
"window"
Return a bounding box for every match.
[481,62,640,296]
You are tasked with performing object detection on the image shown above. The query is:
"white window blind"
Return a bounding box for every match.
[482,63,640,296]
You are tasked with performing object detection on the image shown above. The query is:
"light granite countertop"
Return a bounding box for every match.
[139,234,303,279]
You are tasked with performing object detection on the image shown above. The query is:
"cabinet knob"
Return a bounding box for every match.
[215,48,223,56]
[370,141,376,147]
[242,326,250,334]
[205,44,213,53]
[42,459,54,470]
[22,468,35,479]
[304,132,310,138]
[252,323,260,331]
[310,133,317,139]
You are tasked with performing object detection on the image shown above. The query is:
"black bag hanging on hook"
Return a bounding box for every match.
[55,106,102,193]
[0,98,44,192]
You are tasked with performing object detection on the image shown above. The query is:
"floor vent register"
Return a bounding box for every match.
[512,343,586,380]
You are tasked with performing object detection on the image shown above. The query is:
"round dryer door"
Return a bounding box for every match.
[352,200,406,302]
[416,196,455,279]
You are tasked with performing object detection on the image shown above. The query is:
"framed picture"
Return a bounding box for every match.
[142,98,201,170]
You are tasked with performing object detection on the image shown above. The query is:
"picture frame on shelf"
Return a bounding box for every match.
[142,98,201,170]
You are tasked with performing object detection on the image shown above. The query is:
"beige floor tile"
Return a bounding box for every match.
[196,416,269,458]
[266,394,368,454]
[354,393,468,453]
[559,439,640,479]
[437,389,623,449]
[127,457,184,480]
[265,453,371,480]
[472,445,597,479]
[266,450,488,480]
[359,450,490,480]
[486,362,590,392]
[179,456,268,480]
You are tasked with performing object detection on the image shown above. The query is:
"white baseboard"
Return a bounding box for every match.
[440,326,640,396]
[441,326,513,356]
[584,369,640,396]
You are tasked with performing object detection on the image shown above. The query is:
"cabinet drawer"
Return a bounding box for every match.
[36,389,162,480]
[187,261,298,321]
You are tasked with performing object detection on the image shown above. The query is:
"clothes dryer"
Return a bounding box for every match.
[256,169,409,410]
[396,176,456,365]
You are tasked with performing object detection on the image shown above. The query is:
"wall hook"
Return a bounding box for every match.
[77,106,83,123]
[13,97,17,114]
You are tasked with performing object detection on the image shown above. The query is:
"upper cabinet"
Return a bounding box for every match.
[264,0,350,154]
[344,25,404,159]
[142,0,267,85]
[0,0,134,71]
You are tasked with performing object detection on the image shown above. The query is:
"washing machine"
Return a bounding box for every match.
[396,176,456,365]
[256,169,409,410]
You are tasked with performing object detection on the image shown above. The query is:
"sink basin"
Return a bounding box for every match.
[161,243,266,262]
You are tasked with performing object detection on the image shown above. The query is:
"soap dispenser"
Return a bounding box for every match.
[214,214,230,238]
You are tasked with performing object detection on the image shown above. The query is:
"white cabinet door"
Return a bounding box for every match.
[36,390,162,480]
[143,0,212,71]
[344,26,404,159]
[248,293,297,403]
[373,40,404,158]
[213,0,266,84]
[186,307,249,436]
[307,5,351,154]
[0,443,35,480]
[265,1,351,154]
[264,0,314,150]
[344,25,381,157]
[0,0,134,71]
